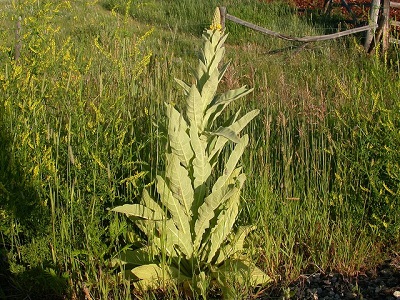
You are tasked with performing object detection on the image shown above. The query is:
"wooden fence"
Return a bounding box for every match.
[364,0,400,52]
[219,1,399,54]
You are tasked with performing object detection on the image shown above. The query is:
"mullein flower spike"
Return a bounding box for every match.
[210,7,222,31]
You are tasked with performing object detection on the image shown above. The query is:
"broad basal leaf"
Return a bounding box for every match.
[165,153,194,221]
[206,173,245,263]
[215,225,256,265]
[112,204,164,221]
[153,218,193,258]
[194,178,239,251]
[141,188,165,218]
[156,175,191,241]
[216,259,271,287]
[131,264,169,290]
[113,246,157,267]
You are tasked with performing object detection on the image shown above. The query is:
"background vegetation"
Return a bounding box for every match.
[0,0,399,299]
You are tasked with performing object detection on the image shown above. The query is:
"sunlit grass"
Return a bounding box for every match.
[0,0,399,298]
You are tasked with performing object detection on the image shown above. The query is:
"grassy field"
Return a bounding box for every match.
[0,0,399,299]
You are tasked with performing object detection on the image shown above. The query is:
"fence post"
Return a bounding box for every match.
[381,0,390,53]
[365,0,380,52]
[219,7,226,30]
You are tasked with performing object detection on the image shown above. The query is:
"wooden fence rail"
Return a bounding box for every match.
[220,2,398,54]
[224,12,377,43]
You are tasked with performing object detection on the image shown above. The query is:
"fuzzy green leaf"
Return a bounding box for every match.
[203,87,253,130]
[212,86,254,106]
[194,183,235,250]
[215,225,256,265]
[217,259,271,287]
[153,218,193,257]
[112,204,163,221]
[156,175,191,239]
[131,264,166,281]
[166,104,193,167]
[190,125,212,190]
[200,68,219,112]
[213,135,249,192]
[209,110,259,164]
[194,167,242,251]
[213,126,240,144]
[114,246,157,267]
[206,173,245,263]
[218,61,230,82]
[203,39,214,66]
[186,84,203,130]
[141,189,165,218]
[208,45,225,75]
[165,153,194,221]
[174,78,191,95]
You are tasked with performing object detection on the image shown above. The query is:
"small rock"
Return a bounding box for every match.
[345,292,357,299]
[393,290,400,298]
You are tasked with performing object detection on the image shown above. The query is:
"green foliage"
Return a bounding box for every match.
[0,0,152,298]
[112,14,270,298]
[332,74,400,238]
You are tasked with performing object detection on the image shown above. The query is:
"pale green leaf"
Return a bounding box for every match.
[218,61,230,82]
[112,204,163,221]
[154,218,193,257]
[165,153,194,220]
[209,110,259,164]
[114,246,157,267]
[190,125,212,190]
[174,78,191,95]
[186,84,203,130]
[131,264,166,281]
[215,225,256,265]
[141,189,165,219]
[213,86,254,106]
[213,126,240,144]
[217,259,271,287]
[206,173,245,263]
[210,29,222,48]
[203,87,253,130]
[194,181,238,251]
[193,162,242,252]
[208,46,225,75]
[195,60,208,81]
[203,38,214,65]
[212,135,248,193]
[166,104,193,167]
[215,33,229,54]
[200,68,219,113]
[156,175,191,239]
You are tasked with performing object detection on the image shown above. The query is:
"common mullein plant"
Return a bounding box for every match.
[112,8,271,298]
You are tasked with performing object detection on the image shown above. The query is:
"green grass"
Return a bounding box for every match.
[0,0,399,298]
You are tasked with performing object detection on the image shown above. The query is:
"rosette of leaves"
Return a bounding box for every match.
[112,8,271,298]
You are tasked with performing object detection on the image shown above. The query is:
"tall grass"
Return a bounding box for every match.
[0,0,399,298]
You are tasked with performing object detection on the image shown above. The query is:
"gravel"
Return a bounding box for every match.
[259,256,400,300]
